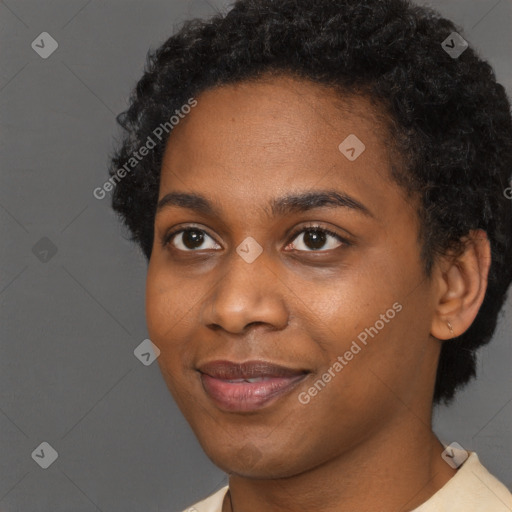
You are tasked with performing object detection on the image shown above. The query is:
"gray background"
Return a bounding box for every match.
[0,0,511,510]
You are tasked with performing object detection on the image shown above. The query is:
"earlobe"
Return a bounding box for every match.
[430,229,491,341]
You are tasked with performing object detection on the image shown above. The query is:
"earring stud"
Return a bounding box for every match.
[447,321,454,335]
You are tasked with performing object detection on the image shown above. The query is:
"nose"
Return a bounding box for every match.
[200,248,289,334]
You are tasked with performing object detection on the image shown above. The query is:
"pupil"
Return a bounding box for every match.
[183,229,204,249]
[304,229,326,249]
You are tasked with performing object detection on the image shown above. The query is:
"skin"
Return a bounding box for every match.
[145,74,491,512]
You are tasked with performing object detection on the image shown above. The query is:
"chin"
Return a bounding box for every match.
[206,443,305,480]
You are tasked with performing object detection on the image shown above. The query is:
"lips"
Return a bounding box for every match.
[198,360,307,380]
[197,360,309,412]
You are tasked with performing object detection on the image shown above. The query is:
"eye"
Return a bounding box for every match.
[285,225,347,252]
[162,224,349,253]
[163,227,220,251]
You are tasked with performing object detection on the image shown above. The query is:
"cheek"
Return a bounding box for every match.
[145,264,191,337]
[307,252,427,388]
[145,279,194,408]
[145,271,184,368]
[145,280,170,342]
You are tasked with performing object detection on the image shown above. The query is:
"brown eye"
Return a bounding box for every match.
[287,227,346,252]
[164,228,220,251]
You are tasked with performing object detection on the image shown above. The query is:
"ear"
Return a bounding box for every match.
[430,229,491,341]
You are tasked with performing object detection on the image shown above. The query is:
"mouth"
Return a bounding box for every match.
[197,360,310,412]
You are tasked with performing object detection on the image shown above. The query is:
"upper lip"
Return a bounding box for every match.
[197,360,309,380]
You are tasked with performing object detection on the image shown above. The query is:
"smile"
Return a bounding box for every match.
[196,359,310,412]
[199,372,309,412]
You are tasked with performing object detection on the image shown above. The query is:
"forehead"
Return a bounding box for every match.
[164,74,389,156]
[157,75,406,220]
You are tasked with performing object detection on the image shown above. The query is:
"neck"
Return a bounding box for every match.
[223,417,457,512]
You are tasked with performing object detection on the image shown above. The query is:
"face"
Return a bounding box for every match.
[146,75,441,478]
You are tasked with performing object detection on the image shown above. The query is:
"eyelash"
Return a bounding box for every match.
[161,224,350,252]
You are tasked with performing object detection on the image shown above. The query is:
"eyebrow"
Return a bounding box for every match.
[156,190,374,218]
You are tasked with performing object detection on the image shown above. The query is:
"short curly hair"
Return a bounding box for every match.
[107,0,512,405]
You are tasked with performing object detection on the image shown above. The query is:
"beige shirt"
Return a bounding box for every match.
[182,452,512,512]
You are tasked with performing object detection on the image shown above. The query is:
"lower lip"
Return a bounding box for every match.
[200,373,308,412]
